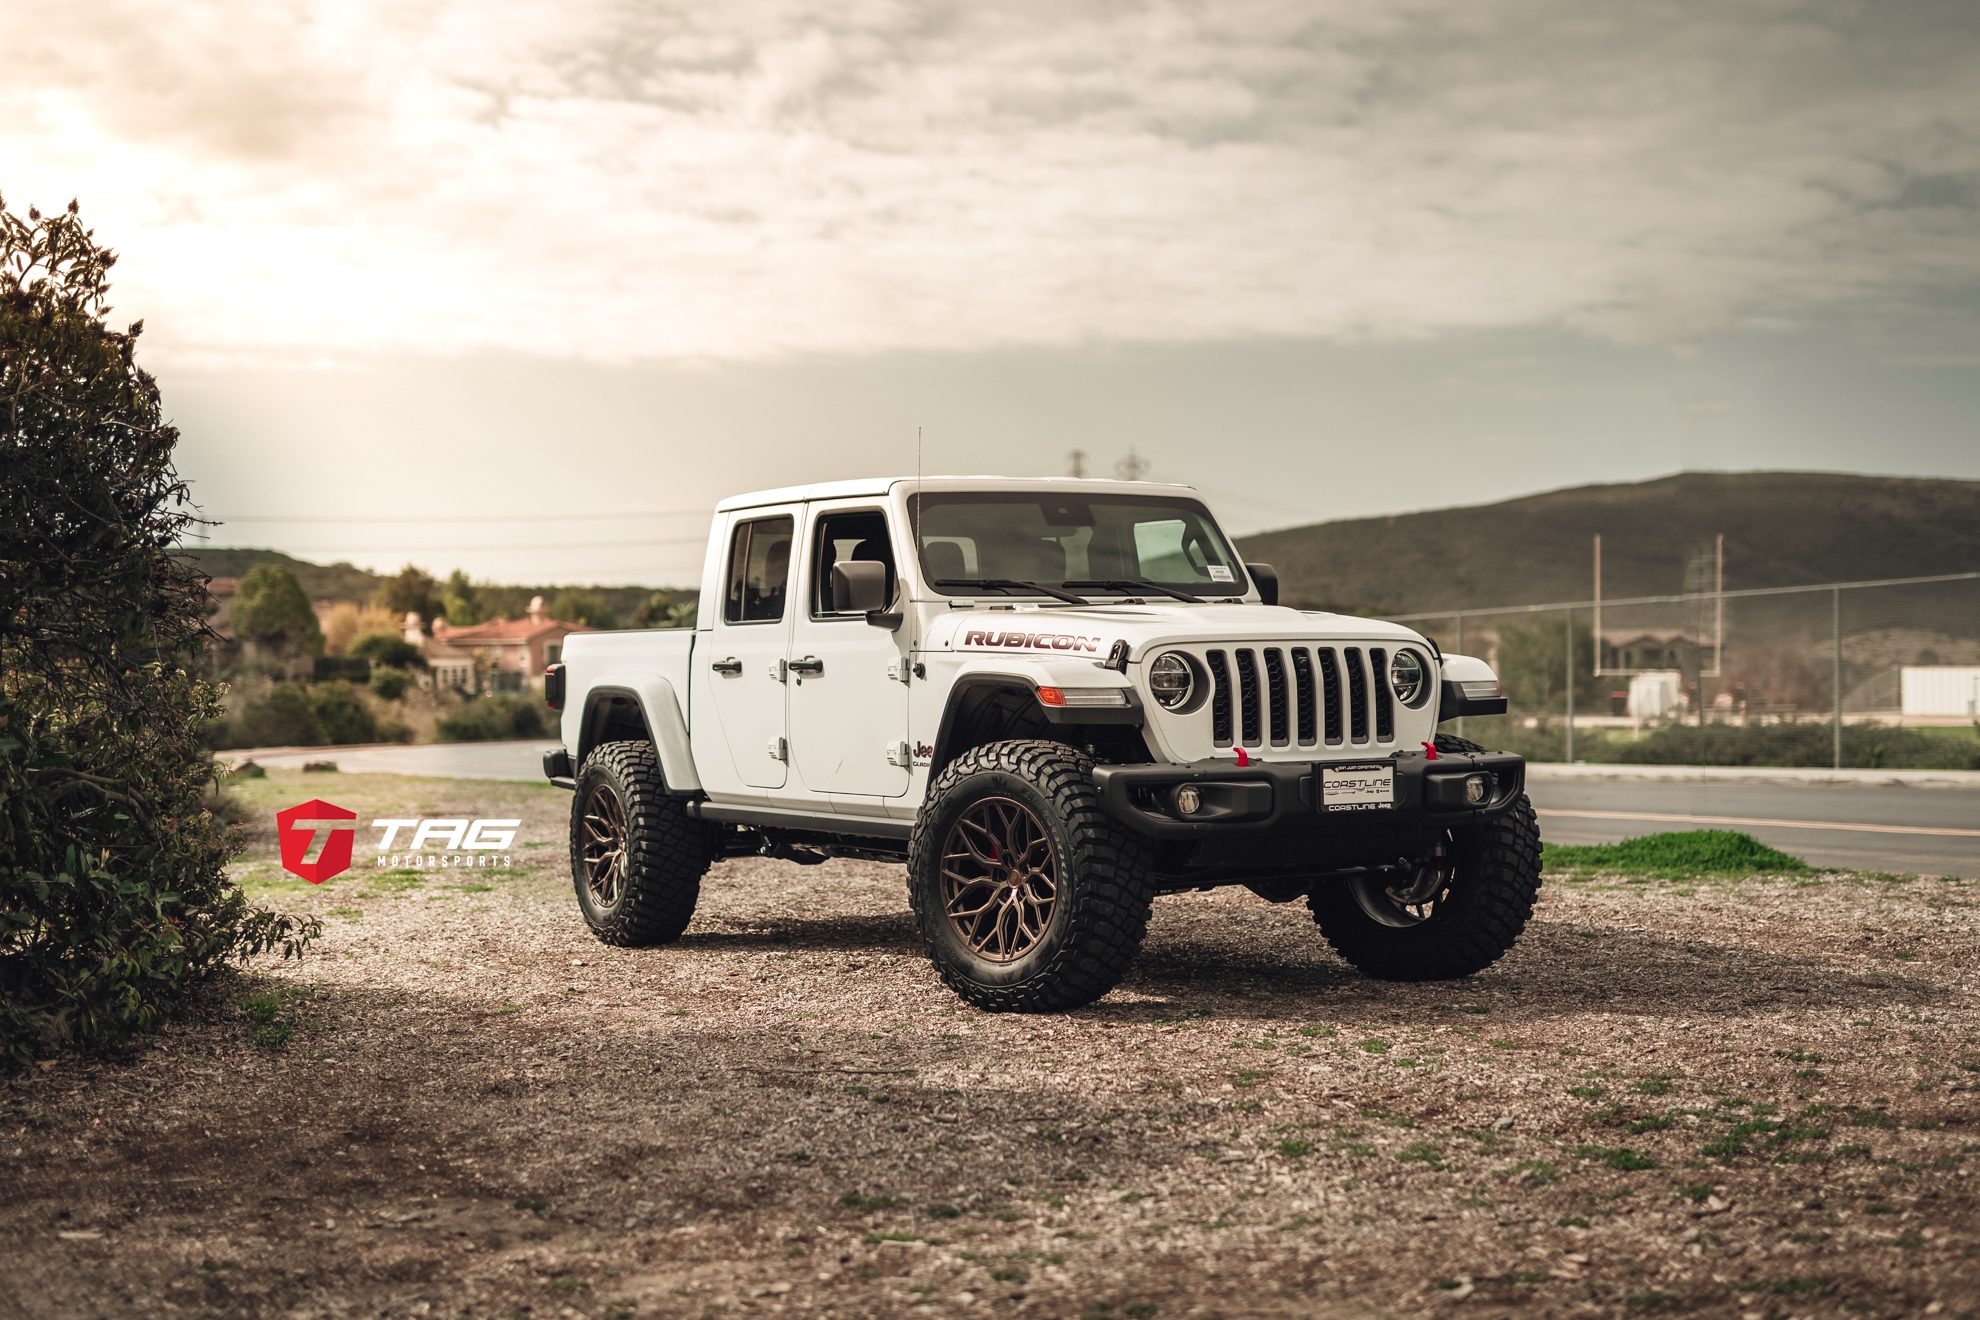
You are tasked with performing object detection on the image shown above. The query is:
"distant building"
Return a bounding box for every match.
[1901,667,1980,718]
[429,597,589,693]
[1627,671,1683,720]
[403,612,478,693]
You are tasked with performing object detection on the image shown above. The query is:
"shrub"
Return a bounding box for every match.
[372,564,442,623]
[548,588,617,629]
[226,683,323,748]
[308,681,379,745]
[1542,830,1812,878]
[437,694,552,742]
[348,632,423,670]
[370,665,413,701]
[1,196,316,1064]
[231,564,322,656]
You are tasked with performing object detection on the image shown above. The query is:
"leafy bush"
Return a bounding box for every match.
[437,694,552,742]
[221,683,322,748]
[1,196,316,1064]
[1542,830,1813,878]
[1453,714,1980,769]
[370,665,413,701]
[630,593,697,629]
[372,564,443,623]
[308,681,379,745]
[348,631,424,670]
[548,588,617,629]
[231,564,322,656]
[1611,720,1980,770]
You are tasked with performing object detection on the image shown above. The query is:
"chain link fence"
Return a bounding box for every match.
[1393,571,1980,769]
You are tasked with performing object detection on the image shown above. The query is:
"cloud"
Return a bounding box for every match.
[3,0,1977,364]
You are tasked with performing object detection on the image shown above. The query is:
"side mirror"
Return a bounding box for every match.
[831,559,889,614]
[1245,563,1278,606]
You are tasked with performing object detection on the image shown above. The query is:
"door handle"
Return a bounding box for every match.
[788,656,824,675]
[711,657,742,675]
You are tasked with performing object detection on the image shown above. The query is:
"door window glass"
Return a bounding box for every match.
[811,510,896,616]
[723,515,795,623]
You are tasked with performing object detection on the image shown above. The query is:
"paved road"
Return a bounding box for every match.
[224,740,561,783]
[224,742,1980,877]
[1526,770,1980,878]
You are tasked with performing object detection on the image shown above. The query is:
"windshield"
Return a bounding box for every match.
[910,492,1247,597]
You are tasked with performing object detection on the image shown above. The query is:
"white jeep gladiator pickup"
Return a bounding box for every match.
[542,477,1535,1012]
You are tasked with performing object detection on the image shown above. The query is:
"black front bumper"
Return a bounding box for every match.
[1091,749,1525,839]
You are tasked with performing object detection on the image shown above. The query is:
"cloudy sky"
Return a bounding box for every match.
[5,1,1977,585]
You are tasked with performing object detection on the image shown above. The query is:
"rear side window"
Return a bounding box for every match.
[723,515,795,623]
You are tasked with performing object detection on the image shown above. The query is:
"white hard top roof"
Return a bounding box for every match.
[713,475,1203,514]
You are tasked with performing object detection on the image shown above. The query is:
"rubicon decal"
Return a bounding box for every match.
[276,799,358,883]
[960,630,1105,653]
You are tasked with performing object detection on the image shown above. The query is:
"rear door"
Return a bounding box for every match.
[698,508,798,791]
[786,501,912,799]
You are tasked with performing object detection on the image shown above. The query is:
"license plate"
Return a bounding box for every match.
[1321,762,1395,812]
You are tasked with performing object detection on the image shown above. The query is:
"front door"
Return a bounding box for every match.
[701,509,797,791]
[787,503,912,799]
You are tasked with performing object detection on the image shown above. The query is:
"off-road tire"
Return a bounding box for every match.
[1306,733,1542,981]
[570,740,711,946]
[908,741,1155,1012]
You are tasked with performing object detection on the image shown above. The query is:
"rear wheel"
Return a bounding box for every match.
[908,741,1154,1012]
[1307,733,1541,980]
[570,740,711,946]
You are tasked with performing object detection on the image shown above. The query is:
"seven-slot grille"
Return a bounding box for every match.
[1194,645,1405,749]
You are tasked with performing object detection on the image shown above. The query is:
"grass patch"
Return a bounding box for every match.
[1574,1144,1658,1170]
[1541,830,1813,878]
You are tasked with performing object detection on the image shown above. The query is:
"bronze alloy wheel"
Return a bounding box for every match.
[940,795,1059,962]
[1348,838,1457,928]
[579,781,629,909]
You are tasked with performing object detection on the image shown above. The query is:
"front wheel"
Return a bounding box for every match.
[1307,793,1542,982]
[908,741,1155,1012]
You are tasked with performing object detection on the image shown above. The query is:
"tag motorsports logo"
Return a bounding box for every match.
[276,799,522,884]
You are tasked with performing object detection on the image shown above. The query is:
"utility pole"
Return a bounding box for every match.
[1115,447,1150,481]
[1455,613,1466,740]
[1592,535,1602,676]
[1067,449,1087,479]
[1564,608,1575,763]
[1832,587,1843,770]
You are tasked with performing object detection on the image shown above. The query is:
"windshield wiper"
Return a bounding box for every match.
[1063,578,1204,603]
[935,578,1091,606]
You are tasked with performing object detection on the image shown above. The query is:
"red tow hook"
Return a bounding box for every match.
[1233,746,1251,767]
[1421,741,1438,760]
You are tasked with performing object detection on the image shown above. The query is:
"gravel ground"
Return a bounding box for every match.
[4,769,1977,1320]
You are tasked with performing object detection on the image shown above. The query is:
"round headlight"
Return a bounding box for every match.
[1390,649,1428,707]
[1148,651,1196,711]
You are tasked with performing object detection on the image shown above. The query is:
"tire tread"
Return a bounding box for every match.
[908,741,1153,1013]
[570,740,710,947]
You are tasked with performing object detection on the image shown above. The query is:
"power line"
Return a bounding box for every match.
[1386,570,1980,622]
[201,508,710,525]
[184,534,710,553]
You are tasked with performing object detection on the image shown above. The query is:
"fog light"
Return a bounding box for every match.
[1175,785,1203,815]
[1463,773,1488,805]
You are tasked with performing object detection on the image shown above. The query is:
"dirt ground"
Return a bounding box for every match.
[4,769,1977,1320]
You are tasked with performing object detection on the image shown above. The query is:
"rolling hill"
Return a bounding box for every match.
[1233,472,1980,616]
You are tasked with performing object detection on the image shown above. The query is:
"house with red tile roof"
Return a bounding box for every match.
[429,596,590,694]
